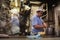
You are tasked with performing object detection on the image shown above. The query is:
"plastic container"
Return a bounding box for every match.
[26,34,41,40]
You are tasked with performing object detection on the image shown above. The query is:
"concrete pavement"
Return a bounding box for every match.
[0,37,60,40]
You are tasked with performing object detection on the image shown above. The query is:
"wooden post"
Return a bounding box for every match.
[54,9,59,36]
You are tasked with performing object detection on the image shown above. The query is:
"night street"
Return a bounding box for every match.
[0,0,60,40]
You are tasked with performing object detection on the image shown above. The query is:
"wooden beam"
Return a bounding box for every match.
[30,1,41,5]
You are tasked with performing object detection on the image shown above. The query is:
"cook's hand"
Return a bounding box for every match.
[43,23,47,28]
